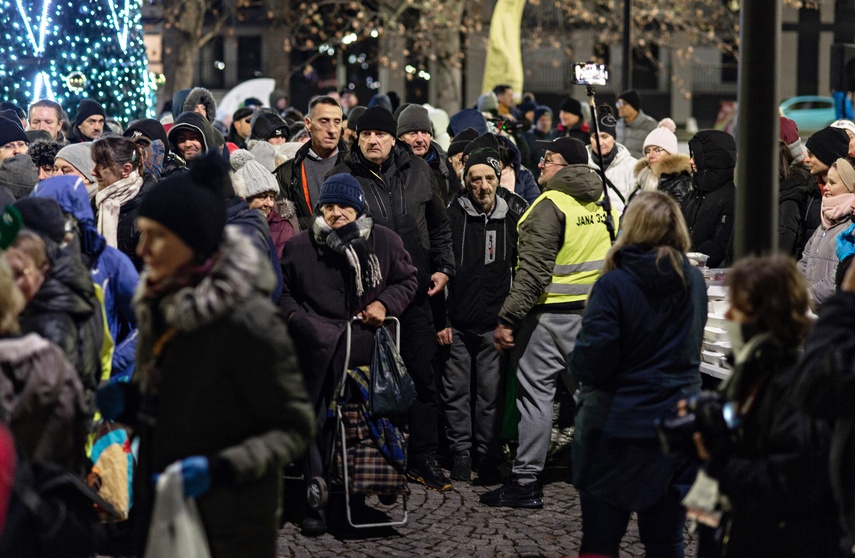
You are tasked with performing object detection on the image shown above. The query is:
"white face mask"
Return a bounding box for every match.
[722,319,746,358]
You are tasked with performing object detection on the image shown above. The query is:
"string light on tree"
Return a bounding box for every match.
[0,0,154,124]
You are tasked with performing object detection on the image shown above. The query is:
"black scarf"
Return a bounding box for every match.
[311,214,382,297]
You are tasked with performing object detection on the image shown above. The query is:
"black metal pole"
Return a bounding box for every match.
[622,0,632,91]
[585,86,616,243]
[733,0,780,259]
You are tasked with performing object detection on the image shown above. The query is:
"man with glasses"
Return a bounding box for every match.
[228,107,254,149]
[614,90,658,158]
[482,137,615,509]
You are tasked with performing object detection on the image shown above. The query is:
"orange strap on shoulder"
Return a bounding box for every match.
[301,164,313,215]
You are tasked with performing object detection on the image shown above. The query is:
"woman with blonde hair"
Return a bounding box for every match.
[570,190,707,558]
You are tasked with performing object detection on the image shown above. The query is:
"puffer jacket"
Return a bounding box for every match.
[226,198,283,303]
[682,130,736,268]
[447,194,519,334]
[330,142,455,302]
[798,216,850,306]
[588,143,637,215]
[123,227,314,558]
[629,152,692,206]
[18,244,104,391]
[779,163,815,258]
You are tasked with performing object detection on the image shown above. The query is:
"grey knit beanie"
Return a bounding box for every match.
[397,104,433,136]
[230,150,279,198]
[0,154,39,199]
[55,143,96,182]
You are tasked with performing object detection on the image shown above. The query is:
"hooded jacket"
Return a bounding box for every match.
[331,142,456,302]
[630,152,693,206]
[167,111,221,161]
[18,244,104,391]
[498,164,610,326]
[183,87,217,124]
[126,227,314,558]
[682,130,737,268]
[226,198,284,303]
[570,246,705,510]
[779,163,815,258]
[798,215,850,306]
[446,194,519,334]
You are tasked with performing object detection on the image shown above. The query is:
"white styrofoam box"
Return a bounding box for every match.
[706,314,727,329]
[704,326,728,343]
[719,356,732,369]
[702,350,725,364]
[711,299,730,314]
[705,339,731,353]
[707,285,728,299]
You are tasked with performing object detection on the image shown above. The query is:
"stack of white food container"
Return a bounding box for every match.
[687,253,731,380]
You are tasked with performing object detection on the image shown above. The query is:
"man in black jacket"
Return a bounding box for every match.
[397,104,460,204]
[274,96,346,229]
[439,146,519,483]
[332,106,456,491]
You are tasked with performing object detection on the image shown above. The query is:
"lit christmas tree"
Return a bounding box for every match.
[0,0,155,124]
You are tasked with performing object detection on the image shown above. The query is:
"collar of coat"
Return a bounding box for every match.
[633,152,692,179]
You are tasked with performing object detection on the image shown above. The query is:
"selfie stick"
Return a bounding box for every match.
[584,84,616,243]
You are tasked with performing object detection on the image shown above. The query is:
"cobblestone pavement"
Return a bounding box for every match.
[277,425,700,558]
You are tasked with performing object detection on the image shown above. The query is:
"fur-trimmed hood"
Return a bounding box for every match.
[134,226,276,356]
[183,87,217,124]
[633,152,692,179]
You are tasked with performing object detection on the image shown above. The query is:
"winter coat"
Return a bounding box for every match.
[498,164,610,326]
[704,332,840,557]
[280,219,418,404]
[797,291,855,543]
[0,334,88,473]
[630,152,692,207]
[523,128,551,178]
[127,227,314,558]
[798,216,850,307]
[331,142,456,302]
[615,110,659,158]
[115,174,153,271]
[497,134,540,204]
[551,123,590,146]
[446,194,519,334]
[183,87,217,125]
[274,140,349,229]
[167,111,221,159]
[267,208,295,259]
[779,163,815,258]
[90,244,139,380]
[226,198,284,303]
[424,141,459,205]
[18,245,104,391]
[681,130,737,268]
[588,143,637,215]
[570,246,705,510]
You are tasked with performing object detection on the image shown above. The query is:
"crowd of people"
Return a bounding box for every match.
[1,80,855,558]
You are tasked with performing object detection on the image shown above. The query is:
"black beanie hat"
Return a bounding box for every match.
[13,196,67,244]
[0,116,28,147]
[124,118,169,152]
[618,90,641,112]
[137,152,228,259]
[447,127,480,158]
[0,102,25,120]
[595,106,617,139]
[560,97,583,118]
[463,148,502,180]
[74,99,106,127]
[463,132,500,158]
[806,126,850,167]
[346,106,366,132]
[250,111,289,141]
[356,106,397,136]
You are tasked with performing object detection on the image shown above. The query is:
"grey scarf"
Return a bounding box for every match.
[311,214,382,297]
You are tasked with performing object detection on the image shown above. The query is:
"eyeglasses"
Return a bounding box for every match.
[644,147,665,156]
[539,157,567,167]
[615,101,626,108]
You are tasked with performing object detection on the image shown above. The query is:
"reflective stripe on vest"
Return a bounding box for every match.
[518,189,615,305]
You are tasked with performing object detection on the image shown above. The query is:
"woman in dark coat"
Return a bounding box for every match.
[279,173,418,535]
[97,154,314,558]
[570,191,706,558]
[681,130,737,268]
[690,255,841,557]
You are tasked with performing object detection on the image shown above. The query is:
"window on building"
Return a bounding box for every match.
[238,36,263,81]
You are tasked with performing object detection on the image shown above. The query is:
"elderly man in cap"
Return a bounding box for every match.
[439,145,520,483]
[397,104,459,204]
[614,90,658,158]
[0,115,29,162]
[68,99,106,143]
[332,105,456,492]
[482,136,615,508]
[275,95,347,229]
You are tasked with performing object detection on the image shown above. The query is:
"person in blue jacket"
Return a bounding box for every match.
[30,175,139,381]
[570,190,707,558]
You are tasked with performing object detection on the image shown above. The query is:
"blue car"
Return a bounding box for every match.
[779,96,837,133]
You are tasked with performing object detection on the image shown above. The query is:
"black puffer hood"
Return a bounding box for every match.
[183,87,217,124]
[689,130,736,192]
[168,111,219,157]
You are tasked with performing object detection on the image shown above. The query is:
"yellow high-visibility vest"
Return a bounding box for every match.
[518,189,615,305]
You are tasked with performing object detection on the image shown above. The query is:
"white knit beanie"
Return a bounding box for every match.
[230,149,279,198]
[642,126,679,156]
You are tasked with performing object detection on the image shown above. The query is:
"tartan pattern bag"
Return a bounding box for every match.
[336,405,408,495]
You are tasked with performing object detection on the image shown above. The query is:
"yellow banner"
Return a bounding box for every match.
[481,0,527,95]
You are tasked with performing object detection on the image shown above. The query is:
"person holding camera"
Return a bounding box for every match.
[685,255,841,557]
[569,191,706,557]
